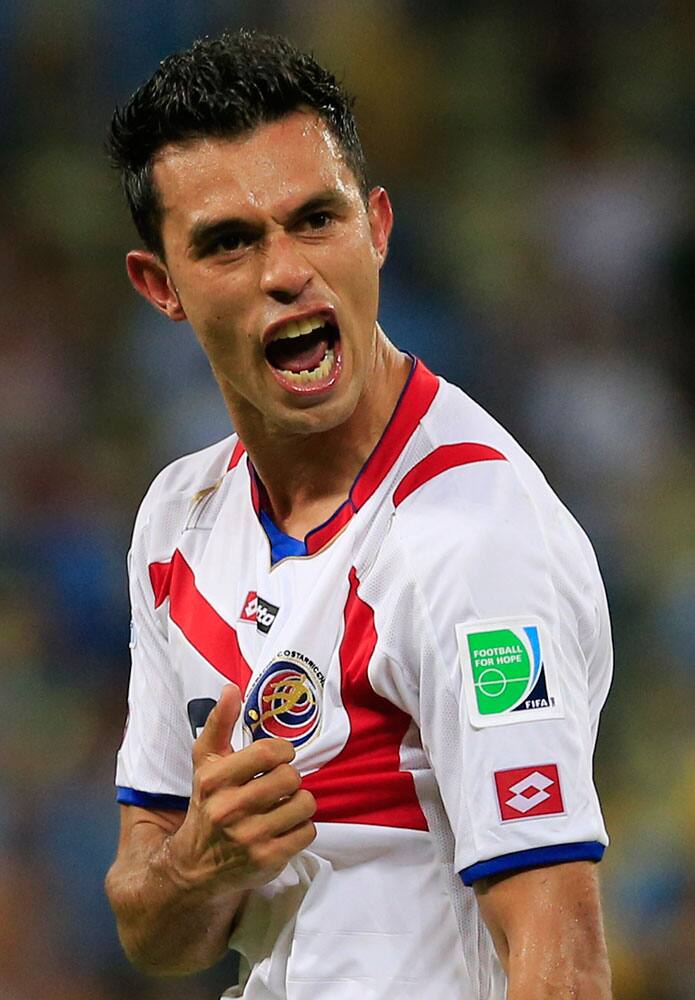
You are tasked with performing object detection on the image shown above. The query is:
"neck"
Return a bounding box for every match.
[232,332,410,539]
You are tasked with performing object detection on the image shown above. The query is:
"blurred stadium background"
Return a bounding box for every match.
[1,2,693,997]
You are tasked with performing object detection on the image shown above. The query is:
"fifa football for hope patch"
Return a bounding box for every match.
[456,617,564,728]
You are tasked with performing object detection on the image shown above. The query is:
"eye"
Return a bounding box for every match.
[304,211,334,231]
[210,232,250,254]
[194,226,258,260]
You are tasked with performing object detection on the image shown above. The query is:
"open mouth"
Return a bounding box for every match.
[264,314,341,391]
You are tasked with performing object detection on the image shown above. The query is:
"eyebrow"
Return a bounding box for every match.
[284,188,352,225]
[187,217,260,258]
[186,187,353,257]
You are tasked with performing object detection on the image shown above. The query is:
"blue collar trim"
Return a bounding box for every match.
[259,508,308,565]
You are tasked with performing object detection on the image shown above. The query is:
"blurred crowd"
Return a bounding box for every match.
[1,2,693,998]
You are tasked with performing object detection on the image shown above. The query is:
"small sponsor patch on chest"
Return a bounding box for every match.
[456,617,564,728]
[239,590,280,634]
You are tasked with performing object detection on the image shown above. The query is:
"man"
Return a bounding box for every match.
[105,29,613,1000]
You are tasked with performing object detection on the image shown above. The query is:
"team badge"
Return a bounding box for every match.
[494,764,565,821]
[456,617,563,728]
[243,650,324,747]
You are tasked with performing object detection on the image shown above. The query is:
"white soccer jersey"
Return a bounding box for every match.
[116,358,612,1000]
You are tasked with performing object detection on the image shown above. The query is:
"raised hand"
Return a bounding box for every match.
[172,683,317,893]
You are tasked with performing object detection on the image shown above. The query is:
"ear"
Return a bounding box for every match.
[367,187,394,268]
[126,250,187,321]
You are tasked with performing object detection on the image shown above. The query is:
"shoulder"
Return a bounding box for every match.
[366,378,611,706]
[131,434,239,554]
[381,375,606,634]
[394,374,565,545]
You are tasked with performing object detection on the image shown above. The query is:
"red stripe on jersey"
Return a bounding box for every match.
[249,466,262,516]
[304,360,440,555]
[227,438,246,471]
[148,551,252,694]
[351,359,439,507]
[393,442,507,508]
[149,559,174,608]
[302,499,353,555]
[303,567,428,831]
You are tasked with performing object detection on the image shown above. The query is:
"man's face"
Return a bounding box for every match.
[139,111,392,438]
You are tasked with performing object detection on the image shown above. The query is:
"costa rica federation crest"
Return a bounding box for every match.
[243,651,324,748]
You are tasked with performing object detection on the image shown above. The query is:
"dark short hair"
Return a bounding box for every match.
[108,29,369,257]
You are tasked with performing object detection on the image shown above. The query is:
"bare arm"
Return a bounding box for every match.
[475,861,612,999]
[105,683,317,976]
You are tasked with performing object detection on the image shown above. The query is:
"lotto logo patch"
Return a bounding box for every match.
[240,591,258,622]
[495,764,564,821]
[239,591,279,634]
[456,617,564,728]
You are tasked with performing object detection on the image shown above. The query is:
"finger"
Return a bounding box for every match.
[257,818,318,866]
[231,789,317,844]
[197,736,296,792]
[205,763,301,824]
[204,740,295,785]
[192,683,241,766]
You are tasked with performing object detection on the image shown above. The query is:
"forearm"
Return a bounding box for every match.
[476,862,612,1000]
[105,829,244,975]
[506,939,612,999]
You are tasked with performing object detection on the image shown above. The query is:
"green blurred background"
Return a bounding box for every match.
[1,2,693,997]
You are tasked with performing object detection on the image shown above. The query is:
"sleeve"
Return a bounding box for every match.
[115,495,194,811]
[391,459,612,885]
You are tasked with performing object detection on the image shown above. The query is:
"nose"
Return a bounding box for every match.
[259,231,313,304]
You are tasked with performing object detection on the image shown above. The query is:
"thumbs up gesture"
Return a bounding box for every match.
[173,683,317,894]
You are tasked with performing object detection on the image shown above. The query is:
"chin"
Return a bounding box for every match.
[271,388,359,437]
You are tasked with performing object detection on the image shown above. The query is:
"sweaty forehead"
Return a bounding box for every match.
[153,112,356,230]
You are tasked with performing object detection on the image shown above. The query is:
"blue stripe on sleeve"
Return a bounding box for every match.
[460,841,605,886]
[116,786,190,810]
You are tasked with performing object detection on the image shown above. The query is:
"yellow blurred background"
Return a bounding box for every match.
[1,2,693,997]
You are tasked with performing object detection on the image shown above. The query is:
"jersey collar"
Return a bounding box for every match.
[228,356,439,559]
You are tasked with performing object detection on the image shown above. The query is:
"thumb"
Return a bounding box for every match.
[192,683,241,766]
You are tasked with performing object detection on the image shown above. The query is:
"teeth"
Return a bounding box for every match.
[272,315,326,341]
[281,348,335,384]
